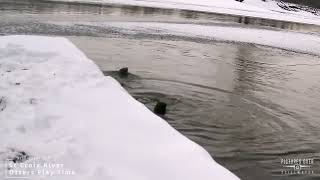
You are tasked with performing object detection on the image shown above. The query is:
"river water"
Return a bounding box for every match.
[1,0,320,180]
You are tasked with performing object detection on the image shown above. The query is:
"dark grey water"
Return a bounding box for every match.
[71,37,320,180]
[1,1,320,180]
[281,0,320,9]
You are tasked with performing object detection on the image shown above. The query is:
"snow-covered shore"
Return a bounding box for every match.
[46,0,320,25]
[68,21,320,56]
[0,35,240,180]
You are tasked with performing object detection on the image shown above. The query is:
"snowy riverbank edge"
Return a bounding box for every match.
[0,35,240,180]
[66,21,320,56]
[44,0,320,25]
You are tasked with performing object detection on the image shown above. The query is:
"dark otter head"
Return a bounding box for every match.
[154,102,167,115]
[119,67,129,77]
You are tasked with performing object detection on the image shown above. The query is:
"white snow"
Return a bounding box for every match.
[73,21,320,56]
[0,35,240,180]
[47,0,320,25]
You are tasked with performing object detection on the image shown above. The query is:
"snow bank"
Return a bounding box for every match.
[76,21,320,56]
[47,0,320,25]
[0,35,240,180]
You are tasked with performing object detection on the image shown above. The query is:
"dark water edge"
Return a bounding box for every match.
[281,0,320,9]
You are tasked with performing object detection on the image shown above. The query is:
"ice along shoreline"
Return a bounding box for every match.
[39,0,320,26]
